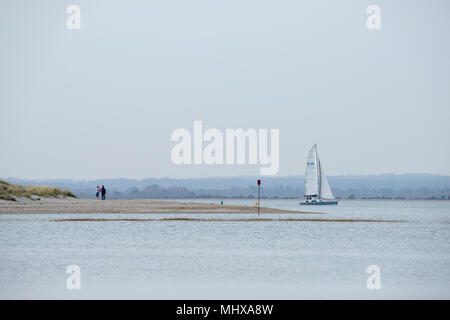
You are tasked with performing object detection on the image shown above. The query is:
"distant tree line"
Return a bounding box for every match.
[71,184,450,200]
[4,174,450,200]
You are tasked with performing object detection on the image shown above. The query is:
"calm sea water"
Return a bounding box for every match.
[0,199,449,299]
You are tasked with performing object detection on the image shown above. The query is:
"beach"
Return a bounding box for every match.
[0,198,315,214]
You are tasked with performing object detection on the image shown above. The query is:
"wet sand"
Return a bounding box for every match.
[0,198,317,214]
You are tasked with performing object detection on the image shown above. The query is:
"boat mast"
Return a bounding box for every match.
[316,145,321,199]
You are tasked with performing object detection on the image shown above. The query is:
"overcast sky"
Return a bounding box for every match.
[1,0,449,179]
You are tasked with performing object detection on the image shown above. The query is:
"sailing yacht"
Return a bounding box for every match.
[299,144,338,205]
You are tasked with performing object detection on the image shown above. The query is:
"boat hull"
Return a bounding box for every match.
[299,200,338,206]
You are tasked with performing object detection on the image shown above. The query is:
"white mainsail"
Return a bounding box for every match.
[304,144,334,200]
[304,145,319,197]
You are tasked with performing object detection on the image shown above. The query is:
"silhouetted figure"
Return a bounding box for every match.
[101,185,106,200]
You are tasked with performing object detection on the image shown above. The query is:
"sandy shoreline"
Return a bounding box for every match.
[0,198,317,214]
[52,218,403,223]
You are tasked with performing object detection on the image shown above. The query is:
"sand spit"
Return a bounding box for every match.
[52,217,404,223]
[0,198,319,214]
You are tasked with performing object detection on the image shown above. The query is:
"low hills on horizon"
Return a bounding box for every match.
[2,173,449,200]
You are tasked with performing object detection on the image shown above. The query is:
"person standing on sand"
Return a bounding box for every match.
[96,186,100,200]
[101,185,106,200]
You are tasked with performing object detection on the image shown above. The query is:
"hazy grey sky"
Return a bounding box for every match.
[1,0,449,179]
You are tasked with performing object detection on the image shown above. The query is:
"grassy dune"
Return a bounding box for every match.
[0,180,76,201]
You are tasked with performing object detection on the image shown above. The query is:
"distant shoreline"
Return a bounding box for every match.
[3,174,449,201]
[163,198,450,202]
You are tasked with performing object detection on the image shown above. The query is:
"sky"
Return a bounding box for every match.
[1,0,449,179]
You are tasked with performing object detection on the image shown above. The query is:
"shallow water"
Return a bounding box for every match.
[0,200,449,299]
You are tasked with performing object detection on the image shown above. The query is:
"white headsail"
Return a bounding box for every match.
[318,159,334,199]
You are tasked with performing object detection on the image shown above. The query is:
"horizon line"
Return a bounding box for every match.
[2,172,450,182]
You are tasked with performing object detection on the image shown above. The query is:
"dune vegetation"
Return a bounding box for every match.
[0,180,76,201]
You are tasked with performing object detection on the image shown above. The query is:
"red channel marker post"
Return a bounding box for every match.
[257,179,261,216]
